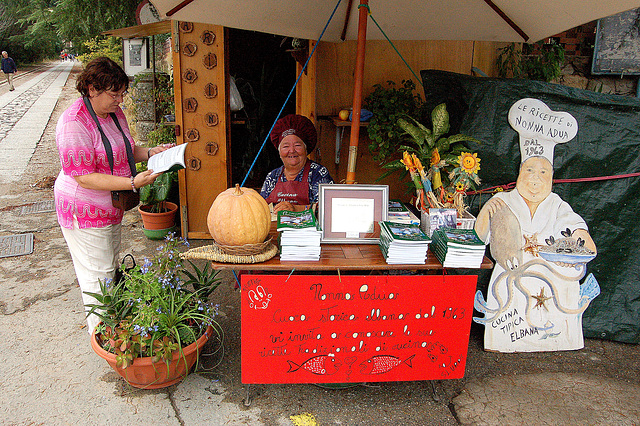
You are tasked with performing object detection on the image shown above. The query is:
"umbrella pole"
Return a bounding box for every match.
[345,0,368,184]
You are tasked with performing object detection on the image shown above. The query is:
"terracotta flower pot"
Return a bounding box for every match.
[91,325,213,389]
[138,201,178,230]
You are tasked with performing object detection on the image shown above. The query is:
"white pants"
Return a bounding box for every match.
[61,219,121,334]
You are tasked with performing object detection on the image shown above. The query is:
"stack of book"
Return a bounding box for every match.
[379,221,431,264]
[387,200,420,225]
[431,228,487,268]
[277,209,322,261]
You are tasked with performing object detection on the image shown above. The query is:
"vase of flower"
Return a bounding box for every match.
[380,103,482,217]
[138,201,178,230]
[91,325,213,389]
[85,234,223,389]
[138,171,179,234]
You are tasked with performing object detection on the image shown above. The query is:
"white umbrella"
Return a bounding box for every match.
[149,0,640,181]
[150,0,638,43]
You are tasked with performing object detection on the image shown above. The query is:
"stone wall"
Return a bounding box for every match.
[550,21,638,96]
[131,72,156,143]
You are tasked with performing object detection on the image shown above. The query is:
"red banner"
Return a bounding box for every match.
[241,274,477,384]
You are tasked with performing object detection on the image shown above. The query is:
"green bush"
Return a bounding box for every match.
[364,80,425,163]
[77,36,122,66]
[146,126,176,147]
[496,41,565,82]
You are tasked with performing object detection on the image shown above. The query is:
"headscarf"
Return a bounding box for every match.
[270,114,317,152]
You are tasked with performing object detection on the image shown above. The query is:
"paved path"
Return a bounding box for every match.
[0,61,73,183]
[453,372,640,425]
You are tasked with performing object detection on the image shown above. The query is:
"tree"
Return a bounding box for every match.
[0,0,139,62]
[0,0,58,63]
[51,0,139,55]
[14,0,62,61]
[0,2,19,38]
[77,36,123,66]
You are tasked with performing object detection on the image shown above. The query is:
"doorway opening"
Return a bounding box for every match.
[228,28,298,189]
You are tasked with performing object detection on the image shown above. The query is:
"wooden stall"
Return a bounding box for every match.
[167,25,505,238]
[106,20,506,239]
[171,22,231,239]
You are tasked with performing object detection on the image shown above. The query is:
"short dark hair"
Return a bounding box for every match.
[76,57,129,97]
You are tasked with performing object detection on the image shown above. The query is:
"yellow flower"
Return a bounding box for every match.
[430,148,441,167]
[455,182,466,192]
[444,191,455,203]
[412,154,423,171]
[401,151,414,170]
[458,152,480,175]
[412,154,428,180]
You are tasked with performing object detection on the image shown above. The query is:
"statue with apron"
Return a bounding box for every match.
[473,99,600,352]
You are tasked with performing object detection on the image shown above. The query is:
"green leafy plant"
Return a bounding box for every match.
[181,260,222,300]
[153,72,175,119]
[380,103,481,211]
[364,80,425,163]
[497,41,565,82]
[146,125,177,147]
[139,118,178,214]
[85,234,223,369]
[76,36,123,66]
[139,171,177,213]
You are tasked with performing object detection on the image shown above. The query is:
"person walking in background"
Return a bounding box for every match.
[1,51,17,91]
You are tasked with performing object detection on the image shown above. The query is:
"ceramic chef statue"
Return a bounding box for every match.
[473,98,600,352]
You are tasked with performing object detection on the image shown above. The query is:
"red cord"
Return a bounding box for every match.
[466,171,640,196]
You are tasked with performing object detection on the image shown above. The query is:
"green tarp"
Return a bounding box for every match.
[420,70,640,344]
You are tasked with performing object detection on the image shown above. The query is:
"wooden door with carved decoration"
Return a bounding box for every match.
[172,22,230,239]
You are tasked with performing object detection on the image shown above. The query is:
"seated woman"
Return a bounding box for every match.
[260,114,333,212]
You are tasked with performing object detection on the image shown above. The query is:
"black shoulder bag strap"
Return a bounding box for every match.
[82,96,137,177]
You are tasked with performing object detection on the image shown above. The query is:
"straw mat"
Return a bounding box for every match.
[181,242,278,264]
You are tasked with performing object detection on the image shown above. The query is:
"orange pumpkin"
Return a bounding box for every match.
[207,184,271,245]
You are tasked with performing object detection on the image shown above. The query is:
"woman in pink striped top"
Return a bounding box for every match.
[54,57,172,334]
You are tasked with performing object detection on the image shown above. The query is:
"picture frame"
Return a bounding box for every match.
[318,184,389,243]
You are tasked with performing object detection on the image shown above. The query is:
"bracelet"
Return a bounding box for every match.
[130,176,137,193]
[147,148,152,159]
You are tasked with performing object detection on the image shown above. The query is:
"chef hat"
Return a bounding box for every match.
[270,114,317,152]
[508,98,578,165]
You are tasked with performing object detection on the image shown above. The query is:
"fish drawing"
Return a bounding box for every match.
[359,354,415,375]
[287,354,340,375]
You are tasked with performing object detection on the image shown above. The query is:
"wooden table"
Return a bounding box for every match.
[209,224,493,271]
[210,242,492,271]
[326,116,369,165]
[212,224,493,400]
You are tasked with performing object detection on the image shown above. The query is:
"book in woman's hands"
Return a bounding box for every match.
[147,143,187,174]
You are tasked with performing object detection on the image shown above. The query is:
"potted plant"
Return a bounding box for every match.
[380,103,482,228]
[138,171,179,238]
[137,111,179,238]
[85,233,223,389]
